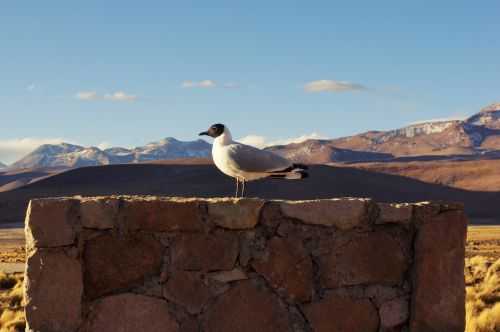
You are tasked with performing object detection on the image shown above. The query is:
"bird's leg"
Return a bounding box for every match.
[241,179,246,198]
[235,178,239,198]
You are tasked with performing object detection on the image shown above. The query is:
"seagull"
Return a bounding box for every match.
[199,123,308,197]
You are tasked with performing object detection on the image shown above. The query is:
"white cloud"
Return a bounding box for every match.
[27,83,36,91]
[304,80,367,93]
[75,91,137,102]
[0,138,68,164]
[103,91,137,102]
[239,132,327,148]
[223,82,240,89]
[182,80,217,88]
[75,91,99,101]
[237,135,268,148]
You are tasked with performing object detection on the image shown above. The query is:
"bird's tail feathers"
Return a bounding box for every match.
[292,163,308,170]
[270,169,308,180]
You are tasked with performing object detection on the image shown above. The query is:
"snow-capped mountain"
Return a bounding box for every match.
[120,137,211,162]
[466,103,500,129]
[272,103,500,161]
[10,139,211,170]
[9,143,113,169]
[0,162,6,169]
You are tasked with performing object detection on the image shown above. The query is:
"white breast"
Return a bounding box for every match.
[212,144,239,178]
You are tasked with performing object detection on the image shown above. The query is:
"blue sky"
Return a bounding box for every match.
[1,1,499,163]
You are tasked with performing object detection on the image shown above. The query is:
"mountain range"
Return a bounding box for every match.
[0,162,5,169]
[4,102,500,170]
[9,138,211,169]
[269,103,500,162]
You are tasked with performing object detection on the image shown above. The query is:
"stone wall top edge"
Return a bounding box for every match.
[28,195,465,209]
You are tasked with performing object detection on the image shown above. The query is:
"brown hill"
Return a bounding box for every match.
[344,159,500,192]
[0,162,498,225]
[0,167,65,192]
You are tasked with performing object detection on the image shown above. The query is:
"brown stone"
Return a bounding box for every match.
[180,318,199,332]
[163,271,212,314]
[208,268,248,283]
[84,233,163,299]
[377,203,413,225]
[364,285,404,306]
[303,294,379,332]
[25,198,78,249]
[379,297,409,330]
[260,201,284,229]
[203,280,290,332]
[320,231,408,287]
[171,232,238,271]
[25,249,83,332]
[122,197,205,232]
[207,198,265,229]
[238,231,255,266]
[412,201,441,226]
[84,293,178,332]
[280,198,369,230]
[410,210,467,332]
[252,237,313,302]
[80,197,119,229]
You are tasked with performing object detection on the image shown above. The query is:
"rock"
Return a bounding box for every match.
[410,210,467,332]
[80,197,119,229]
[379,297,409,330]
[163,271,212,314]
[208,268,248,283]
[25,249,83,332]
[376,203,413,225]
[25,198,79,249]
[179,318,199,332]
[238,232,255,266]
[84,293,178,332]
[364,285,403,306]
[122,197,205,232]
[203,280,290,332]
[171,232,238,271]
[280,198,369,230]
[207,198,265,229]
[412,202,441,226]
[84,233,163,299]
[252,237,313,302]
[303,293,379,332]
[320,231,408,287]
[259,201,284,229]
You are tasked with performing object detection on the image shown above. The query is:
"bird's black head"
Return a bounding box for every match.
[199,123,225,138]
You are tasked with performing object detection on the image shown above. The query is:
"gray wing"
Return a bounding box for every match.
[226,143,292,173]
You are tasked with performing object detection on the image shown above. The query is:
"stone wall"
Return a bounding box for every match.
[23,196,467,332]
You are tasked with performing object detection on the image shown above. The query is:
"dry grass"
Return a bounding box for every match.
[465,256,500,332]
[465,227,500,332]
[0,272,24,332]
[0,250,24,265]
[467,226,500,259]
